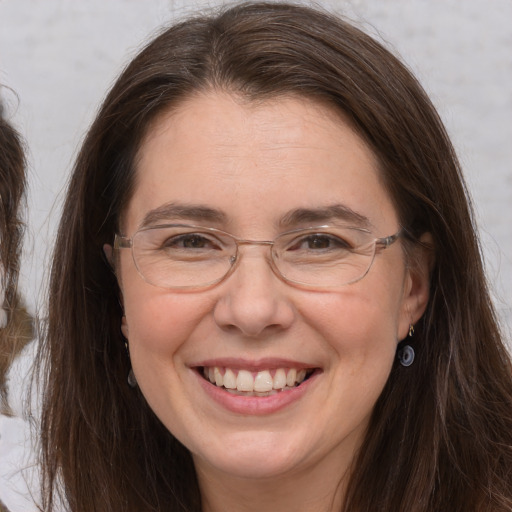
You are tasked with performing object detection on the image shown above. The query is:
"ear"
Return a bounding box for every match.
[398,232,434,341]
[104,243,126,315]
[103,243,114,266]
[121,315,129,339]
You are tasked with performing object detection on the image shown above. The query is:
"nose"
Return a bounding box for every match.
[213,246,295,338]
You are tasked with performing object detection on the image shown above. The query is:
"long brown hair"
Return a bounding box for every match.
[0,99,32,415]
[39,3,512,511]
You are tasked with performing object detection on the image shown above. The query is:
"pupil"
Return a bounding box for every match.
[309,236,329,249]
[184,235,205,248]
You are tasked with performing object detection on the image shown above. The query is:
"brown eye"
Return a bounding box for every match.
[306,235,331,249]
[182,235,209,248]
[164,234,218,250]
[290,234,351,251]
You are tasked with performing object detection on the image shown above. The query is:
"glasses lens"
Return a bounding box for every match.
[128,225,381,290]
[273,227,376,287]
[132,226,235,288]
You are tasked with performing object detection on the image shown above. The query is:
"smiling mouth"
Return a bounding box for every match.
[199,366,316,397]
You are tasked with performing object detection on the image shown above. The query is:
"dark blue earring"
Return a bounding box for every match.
[398,324,415,367]
[127,368,138,388]
[123,328,138,388]
[398,345,415,367]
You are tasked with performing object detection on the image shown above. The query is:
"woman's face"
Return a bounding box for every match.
[117,92,428,486]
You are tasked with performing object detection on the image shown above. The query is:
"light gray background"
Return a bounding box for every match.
[1,0,511,340]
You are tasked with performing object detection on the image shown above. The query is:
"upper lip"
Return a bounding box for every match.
[191,357,318,371]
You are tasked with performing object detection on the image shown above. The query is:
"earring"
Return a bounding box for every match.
[397,345,415,367]
[397,322,415,367]
[127,368,138,388]
[122,322,137,388]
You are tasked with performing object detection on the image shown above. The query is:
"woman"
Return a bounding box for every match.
[39,3,512,511]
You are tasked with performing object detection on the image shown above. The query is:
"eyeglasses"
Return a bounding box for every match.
[114,224,401,290]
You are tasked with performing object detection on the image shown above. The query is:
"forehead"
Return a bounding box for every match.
[125,92,396,234]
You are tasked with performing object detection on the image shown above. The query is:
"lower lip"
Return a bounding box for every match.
[195,370,319,415]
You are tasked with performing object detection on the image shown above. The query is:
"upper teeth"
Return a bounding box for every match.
[203,367,308,393]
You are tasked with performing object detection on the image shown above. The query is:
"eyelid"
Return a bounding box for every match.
[281,225,372,237]
[154,228,233,250]
[138,223,374,241]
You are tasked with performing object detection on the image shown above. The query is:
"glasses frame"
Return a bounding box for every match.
[114,224,402,291]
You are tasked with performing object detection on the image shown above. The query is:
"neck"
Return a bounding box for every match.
[195,454,351,512]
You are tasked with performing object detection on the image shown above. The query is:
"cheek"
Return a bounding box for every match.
[306,290,401,340]
[122,291,215,422]
[119,253,208,354]
[124,292,211,357]
[308,289,401,415]
[300,280,404,370]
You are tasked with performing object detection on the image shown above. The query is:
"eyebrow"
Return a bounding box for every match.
[139,202,227,229]
[279,204,373,230]
[139,201,372,231]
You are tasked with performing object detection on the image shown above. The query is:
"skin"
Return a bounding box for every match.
[114,92,431,512]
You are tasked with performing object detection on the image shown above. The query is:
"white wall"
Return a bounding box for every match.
[1,0,511,341]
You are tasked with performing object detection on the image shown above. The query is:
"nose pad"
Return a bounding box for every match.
[213,247,295,337]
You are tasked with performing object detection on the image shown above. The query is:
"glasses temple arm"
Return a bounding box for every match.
[113,234,132,249]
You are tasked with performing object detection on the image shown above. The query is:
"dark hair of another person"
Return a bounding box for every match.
[38,3,512,511]
[0,100,31,415]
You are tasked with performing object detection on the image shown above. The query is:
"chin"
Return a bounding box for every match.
[191,429,312,481]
